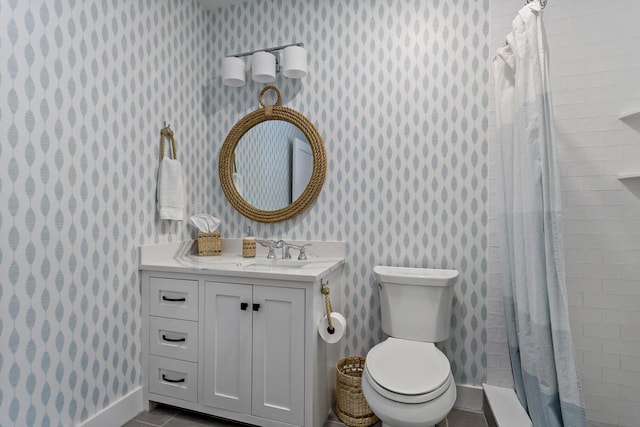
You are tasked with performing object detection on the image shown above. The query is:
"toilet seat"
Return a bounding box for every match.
[364,338,453,404]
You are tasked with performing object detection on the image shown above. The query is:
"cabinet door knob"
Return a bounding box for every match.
[252,303,261,311]
[240,302,248,311]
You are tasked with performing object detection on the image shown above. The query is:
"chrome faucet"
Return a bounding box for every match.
[283,243,312,260]
[274,240,285,259]
[283,244,292,259]
[257,240,311,260]
[257,239,285,259]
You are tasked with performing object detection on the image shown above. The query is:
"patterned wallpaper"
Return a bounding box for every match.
[209,0,490,387]
[0,0,213,425]
[0,0,489,425]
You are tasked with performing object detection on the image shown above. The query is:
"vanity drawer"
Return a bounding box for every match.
[148,355,198,403]
[149,316,198,362]
[149,277,198,321]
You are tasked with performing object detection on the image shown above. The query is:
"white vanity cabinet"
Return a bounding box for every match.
[139,245,344,427]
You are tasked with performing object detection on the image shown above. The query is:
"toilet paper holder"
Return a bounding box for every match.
[321,280,335,335]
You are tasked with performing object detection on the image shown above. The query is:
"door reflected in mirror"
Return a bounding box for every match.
[233,120,313,211]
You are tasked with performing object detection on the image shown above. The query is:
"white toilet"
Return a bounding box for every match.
[361,266,459,427]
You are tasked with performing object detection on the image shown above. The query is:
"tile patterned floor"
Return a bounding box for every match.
[122,403,488,427]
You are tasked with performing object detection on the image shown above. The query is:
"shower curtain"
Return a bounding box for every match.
[492,2,586,426]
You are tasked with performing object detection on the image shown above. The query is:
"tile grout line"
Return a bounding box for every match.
[128,420,158,427]
[159,409,182,427]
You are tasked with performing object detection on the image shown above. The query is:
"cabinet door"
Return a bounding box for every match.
[252,286,305,426]
[203,282,252,413]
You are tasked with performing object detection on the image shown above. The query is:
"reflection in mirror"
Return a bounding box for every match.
[233,120,312,211]
[291,137,313,201]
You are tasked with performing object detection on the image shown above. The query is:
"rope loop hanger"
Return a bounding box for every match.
[321,281,335,334]
[159,123,177,161]
[526,0,548,8]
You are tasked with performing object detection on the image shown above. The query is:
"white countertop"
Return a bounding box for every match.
[139,239,346,282]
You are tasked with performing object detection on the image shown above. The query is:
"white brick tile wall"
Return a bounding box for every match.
[621,326,640,341]
[604,280,640,296]
[581,365,603,383]
[583,322,620,340]
[620,356,640,372]
[582,349,620,368]
[602,368,640,387]
[489,0,640,425]
[583,380,621,399]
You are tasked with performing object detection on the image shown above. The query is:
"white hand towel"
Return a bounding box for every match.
[157,157,185,220]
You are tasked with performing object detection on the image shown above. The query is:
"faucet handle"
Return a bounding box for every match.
[267,247,277,259]
[297,244,312,260]
[257,239,272,248]
[257,239,279,259]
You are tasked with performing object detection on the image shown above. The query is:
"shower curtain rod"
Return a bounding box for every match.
[526,0,548,8]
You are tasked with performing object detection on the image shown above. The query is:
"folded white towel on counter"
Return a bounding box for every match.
[157,157,185,220]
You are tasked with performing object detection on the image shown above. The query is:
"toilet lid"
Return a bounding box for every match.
[366,338,451,396]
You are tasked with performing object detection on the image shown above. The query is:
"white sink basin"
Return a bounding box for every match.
[186,255,244,266]
[183,255,311,271]
[244,259,310,270]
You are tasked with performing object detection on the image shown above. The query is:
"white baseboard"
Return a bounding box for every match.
[454,384,484,411]
[77,384,482,425]
[79,386,143,427]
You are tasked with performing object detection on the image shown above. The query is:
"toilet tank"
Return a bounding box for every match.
[373,266,458,342]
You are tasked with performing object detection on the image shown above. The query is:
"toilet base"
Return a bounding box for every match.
[362,371,456,427]
[381,423,444,427]
[381,420,448,427]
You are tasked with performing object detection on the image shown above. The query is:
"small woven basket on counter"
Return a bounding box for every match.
[242,238,256,257]
[335,356,379,427]
[198,231,221,256]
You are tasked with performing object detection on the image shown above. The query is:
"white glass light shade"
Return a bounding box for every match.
[281,45,307,78]
[251,51,276,83]
[222,56,246,87]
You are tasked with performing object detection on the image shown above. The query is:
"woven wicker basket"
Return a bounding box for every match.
[242,238,256,257]
[336,356,379,427]
[198,231,221,256]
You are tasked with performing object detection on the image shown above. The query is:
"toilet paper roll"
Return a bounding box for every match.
[318,312,346,344]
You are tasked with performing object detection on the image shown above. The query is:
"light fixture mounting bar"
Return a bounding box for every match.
[227,42,304,58]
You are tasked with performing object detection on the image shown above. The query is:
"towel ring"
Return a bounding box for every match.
[160,126,177,160]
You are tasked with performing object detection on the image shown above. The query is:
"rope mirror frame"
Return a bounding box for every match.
[218,85,327,223]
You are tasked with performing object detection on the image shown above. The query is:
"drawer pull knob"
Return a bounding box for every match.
[162,374,185,384]
[240,302,248,311]
[162,295,186,302]
[252,303,261,311]
[162,335,186,343]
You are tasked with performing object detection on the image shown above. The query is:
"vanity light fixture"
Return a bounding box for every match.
[221,42,307,87]
[252,51,276,83]
[221,56,246,87]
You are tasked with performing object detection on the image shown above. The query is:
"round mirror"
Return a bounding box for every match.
[233,120,313,211]
[218,86,326,223]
